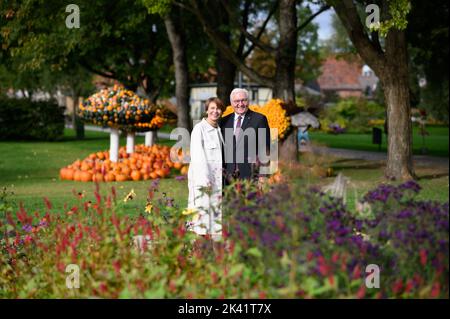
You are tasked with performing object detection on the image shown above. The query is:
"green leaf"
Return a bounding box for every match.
[246,247,262,258]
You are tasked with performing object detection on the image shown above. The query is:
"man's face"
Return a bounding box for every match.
[231,92,249,115]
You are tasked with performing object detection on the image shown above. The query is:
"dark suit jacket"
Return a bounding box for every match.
[220,109,271,181]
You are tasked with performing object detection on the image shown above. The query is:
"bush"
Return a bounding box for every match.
[0,97,65,141]
[320,98,385,134]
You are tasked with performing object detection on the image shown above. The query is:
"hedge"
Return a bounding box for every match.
[0,96,65,141]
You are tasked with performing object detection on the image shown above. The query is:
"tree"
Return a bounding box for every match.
[329,0,416,181]
[1,0,174,101]
[406,0,449,123]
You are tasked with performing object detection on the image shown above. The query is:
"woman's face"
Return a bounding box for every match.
[206,102,222,122]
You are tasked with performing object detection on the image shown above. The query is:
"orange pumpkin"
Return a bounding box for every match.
[149,172,158,179]
[180,165,189,175]
[131,170,141,181]
[73,170,82,181]
[92,173,104,182]
[60,168,67,180]
[115,174,128,182]
[65,168,74,180]
[81,162,90,171]
[173,162,182,170]
[80,171,93,182]
[104,172,115,182]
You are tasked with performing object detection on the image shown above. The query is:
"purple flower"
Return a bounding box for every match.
[22,224,32,232]
[175,175,186,181]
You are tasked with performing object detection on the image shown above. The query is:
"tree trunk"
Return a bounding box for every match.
[381,30,415,180]
[279,127,298,162]
[274,0,298,163]
[72,93,84,140]
[273,0,297,104]
[216,51,236,106]
[331,1,416,181]
[164,12,191,131]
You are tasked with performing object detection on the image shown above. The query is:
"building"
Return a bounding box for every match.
[189,83,272,121]
[317,55,379,99]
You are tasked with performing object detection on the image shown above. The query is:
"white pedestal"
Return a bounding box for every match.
[110,128,119,162]
[126,132,135,154]
[145,131,156,146]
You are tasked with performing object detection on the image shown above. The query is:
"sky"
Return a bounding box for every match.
[315,8,334,40]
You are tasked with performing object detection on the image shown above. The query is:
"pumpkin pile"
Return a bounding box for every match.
[78,85,166,132]
[222,99,291,140]
[59,144,189,182]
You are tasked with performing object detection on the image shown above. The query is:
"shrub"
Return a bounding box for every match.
[320,98,385,134]
[0,97,65,141]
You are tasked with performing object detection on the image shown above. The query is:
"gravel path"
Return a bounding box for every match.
[307,145,449,170]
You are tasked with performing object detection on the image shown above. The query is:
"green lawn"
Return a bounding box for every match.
[0,128,448,217]
[0,129,186,216]
[310,125,449,157]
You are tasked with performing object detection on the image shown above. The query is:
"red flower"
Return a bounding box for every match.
[430,282,441,298]
[112,260,121,275]
[356,285,366,299]
[352,264,361,280]
[405,279,414,294]
[419,249,427,267]
[392,279,403,294]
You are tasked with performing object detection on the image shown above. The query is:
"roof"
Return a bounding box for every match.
[317,56,367,91]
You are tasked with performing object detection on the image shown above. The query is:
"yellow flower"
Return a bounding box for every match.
[145,202,153,214]
[182,207,197,215]
[123,189,136,202]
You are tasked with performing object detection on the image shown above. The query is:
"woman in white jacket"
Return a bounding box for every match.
[187,97,225,241]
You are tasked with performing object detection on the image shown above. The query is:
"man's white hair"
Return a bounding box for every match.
[230,88,249,102]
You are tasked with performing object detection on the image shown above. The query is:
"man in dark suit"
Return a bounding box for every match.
[220,88,271,185]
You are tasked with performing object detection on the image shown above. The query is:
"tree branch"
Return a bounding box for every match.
[330,0,386,74]
[79,59,116,79]
[242,1,279,58]
[296,5,330,32]
[189,0,274,87]
[220,0,277,54]
[236,0,252,57]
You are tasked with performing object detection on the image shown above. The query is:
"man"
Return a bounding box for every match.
[220,88,271,185]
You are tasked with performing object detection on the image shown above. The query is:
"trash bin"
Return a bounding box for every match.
[372,127,382,150]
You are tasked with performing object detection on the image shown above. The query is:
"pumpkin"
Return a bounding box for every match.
[115,174,128,182]
[73,170,82,181]
[93,172,104,182]
[60,168,67,180]
[80,171,93,182]
[65,168,74,180]
[130,170,141,181]
[180,165,189,175]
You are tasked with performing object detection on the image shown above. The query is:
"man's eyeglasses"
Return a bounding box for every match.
[233,99,248,104]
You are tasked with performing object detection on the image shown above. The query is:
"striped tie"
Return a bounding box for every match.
[235,116,242,139]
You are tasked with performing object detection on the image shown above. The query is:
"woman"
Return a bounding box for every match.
[187,97,225,241]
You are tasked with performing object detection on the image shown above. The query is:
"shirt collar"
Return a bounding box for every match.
[234,112,246,121]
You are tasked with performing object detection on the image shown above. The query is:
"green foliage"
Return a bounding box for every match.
[0,97,65,141]
[319,98,385,133]
[369,0,412,37]
[141,0,172,16]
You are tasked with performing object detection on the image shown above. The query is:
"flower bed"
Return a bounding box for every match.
[0,180,447,298]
